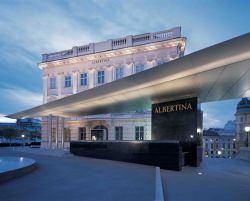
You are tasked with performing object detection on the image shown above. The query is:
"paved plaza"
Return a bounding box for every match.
[0,148,155,201]
[0,148,250,201]
[162,158,250,201]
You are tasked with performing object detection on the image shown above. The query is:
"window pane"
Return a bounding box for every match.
[97,71,105,84]
[135,64,144,73]
[80,73,87,86]
[65,76,71,88]
[50,78,56,89]
[115,67,124,80]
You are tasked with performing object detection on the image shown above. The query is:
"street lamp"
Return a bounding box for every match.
[217,150,222,157]
[21,134,25,148]
[244,126,250,147]
[197,128,201,134]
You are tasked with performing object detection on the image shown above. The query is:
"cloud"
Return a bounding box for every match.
[1,86,42,108]
[203,112,224,129]
[0,114,16,123]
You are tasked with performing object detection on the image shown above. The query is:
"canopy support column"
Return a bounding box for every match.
[56,116,59,149]
[48,114,52,149]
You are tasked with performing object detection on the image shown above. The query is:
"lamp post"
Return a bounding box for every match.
[244,126,250,147]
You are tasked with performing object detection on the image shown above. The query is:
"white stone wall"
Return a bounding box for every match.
[44,46,179,103]
[235,113,250,147]
[40,30,185,148]
[42,113,151,148]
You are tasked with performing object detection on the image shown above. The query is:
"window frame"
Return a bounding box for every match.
[135,64,144,73]
[115,126,123,140]
[97,70,105,84]
[135,126,144,140]
[79,127,86,140]
[115,66,124,80]
[64,75,72,88]
[49,77,56,89]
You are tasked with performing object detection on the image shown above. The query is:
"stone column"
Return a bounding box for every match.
[42,75,48,104]
[125,63,133,76]
[61,117,65,149]
[107,66,113,82]
[48,114,52,149]
[56,116,59,149]
[89,68,95,89]
[72,70,78,94]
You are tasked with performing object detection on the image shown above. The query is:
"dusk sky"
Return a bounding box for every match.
[0,0,249,128]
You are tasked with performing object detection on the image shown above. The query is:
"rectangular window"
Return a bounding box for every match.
[115,67,124,80]
[65,75,71,88]
[135,64,144,73]
[64,128,71,142]
[115,126,123,140]
[157,60,165,65]
[50,77,56,89]
[52,128,56,142]
[135,126,144,140]
[79,127,86,140]
[80,73,88,86]
[97,71,105,84]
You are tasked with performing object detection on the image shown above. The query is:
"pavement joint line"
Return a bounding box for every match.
[155,167,164,201]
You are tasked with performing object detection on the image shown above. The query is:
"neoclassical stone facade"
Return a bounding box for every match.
[235,98,250,148]
[39,27,186,148]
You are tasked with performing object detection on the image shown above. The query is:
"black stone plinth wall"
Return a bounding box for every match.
[70,141,183,171]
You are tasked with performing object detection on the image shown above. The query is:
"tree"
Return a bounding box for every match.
[2,128,17,146]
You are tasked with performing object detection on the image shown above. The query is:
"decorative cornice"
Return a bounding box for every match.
[38,38,186,69]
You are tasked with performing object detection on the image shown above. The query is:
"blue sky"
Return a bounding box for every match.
[0,0,249,127]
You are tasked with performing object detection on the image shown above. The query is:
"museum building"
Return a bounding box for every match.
[40,27,186,149]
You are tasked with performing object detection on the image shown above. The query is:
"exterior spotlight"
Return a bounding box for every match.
[217,150,222,156]
[233,138,236,142]
[21,134,25,138]
[190,135,194,139]
[197,128,201,134]
[244,126,250,147]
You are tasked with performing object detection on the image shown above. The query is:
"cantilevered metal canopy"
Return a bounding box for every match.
[8,33,250,118]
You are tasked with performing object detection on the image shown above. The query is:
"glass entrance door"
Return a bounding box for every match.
[91,129,105,141]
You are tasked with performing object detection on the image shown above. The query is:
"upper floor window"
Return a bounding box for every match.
[80,73,88,86]
[64,75,71,88]
[115,67,124,80]
[135,64,144,73]
[50,77,56,89]
[97,71,105,84]
[135,126,144,140]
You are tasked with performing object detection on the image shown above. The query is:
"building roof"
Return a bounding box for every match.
[236,98,250,113]
[203,130,219,137]
[8,32,250,118]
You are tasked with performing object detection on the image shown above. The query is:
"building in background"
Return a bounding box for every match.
[0,118,41,144]
[39,27,186,149]
[235,98,250,148]
[203,121,237,158]
[16,118,41,132]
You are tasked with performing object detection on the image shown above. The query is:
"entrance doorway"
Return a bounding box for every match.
[91,125,108,141]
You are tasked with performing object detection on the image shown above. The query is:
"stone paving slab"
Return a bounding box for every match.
[0,148,155,201]
[162,158,250,201]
